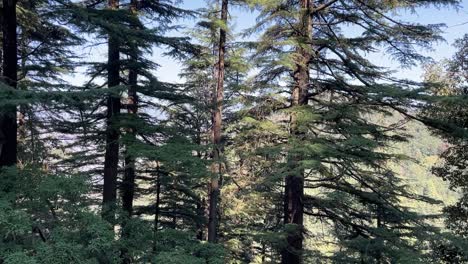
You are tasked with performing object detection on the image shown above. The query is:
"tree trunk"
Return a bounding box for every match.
[281,0,312,263]
[0,0,18,167]
[207,0,228,244]
[376,205,384,264]
[102,0,121,224]
[196,130,205,241]
[196,198,205,240]
[122,0,139,219]
[0,8,3,76]
[153,161,161,252]
[120,3,139,262]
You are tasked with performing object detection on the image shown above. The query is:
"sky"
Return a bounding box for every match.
[153,0,468,83]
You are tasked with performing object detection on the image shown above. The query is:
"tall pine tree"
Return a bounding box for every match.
[241,0,458,262]
[0,0,18,167]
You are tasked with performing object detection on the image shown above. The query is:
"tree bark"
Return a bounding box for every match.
[207,0,228,244]
[102,0,121,224]
[0,0,18,167]
[281,0,312,263]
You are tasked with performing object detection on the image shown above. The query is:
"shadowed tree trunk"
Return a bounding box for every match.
[122,0,139,219]
[196,198,206,240]
[102,0,121,224]
[208,0,228,243]
[0,0,18,167]
[0,8,3,76]
[281,0,312,263]
[120,1,139,262]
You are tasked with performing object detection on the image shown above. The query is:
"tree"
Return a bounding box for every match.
[208,0,229,244]
[101,0,122,224]
[121,0,139,220]
[176,2,251,246]
[242,0,458,262]
[0,0,18,167]
[280,1,311,262]
[425,34,468,263]
[15,0,81,165]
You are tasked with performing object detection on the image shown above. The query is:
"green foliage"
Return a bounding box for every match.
[1,0,466,263]
[153,230,225,263]
[0,166,119,263]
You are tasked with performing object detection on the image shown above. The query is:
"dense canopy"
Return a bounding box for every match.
[1,0,468,263]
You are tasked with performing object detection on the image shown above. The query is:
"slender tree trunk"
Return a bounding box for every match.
[196,130,205,241]
[153,161,161,252]
[0,0,17,167]
[0,8,3,77]
[120,4,139,262]
[18,35,28,164]
[196,198,205,240]
[281,1,312,263]
[122,0,138,219]
[102,0,121,224]
[376,206,384,264]
[207,0,228,243]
